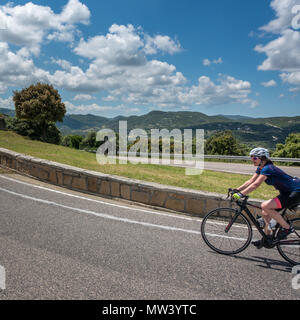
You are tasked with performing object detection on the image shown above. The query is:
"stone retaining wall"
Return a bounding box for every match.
[0,147,299,218]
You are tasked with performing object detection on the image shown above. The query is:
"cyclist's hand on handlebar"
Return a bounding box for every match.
[232,192,244,200]
[228,188,239,195]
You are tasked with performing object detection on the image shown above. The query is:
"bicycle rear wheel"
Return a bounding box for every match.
[201,207,253,255]
[277,218,300,265]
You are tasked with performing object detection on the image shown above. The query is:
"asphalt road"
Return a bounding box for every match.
[0,173,299,300]
[115,156,300,176]
[203,162,300,176]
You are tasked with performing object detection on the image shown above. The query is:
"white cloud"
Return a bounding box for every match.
[59,0,90,25]
[51,58,73,71]
[260,0,297,34]
[203,59,211,66]
[289,86,300,92]
[144,34,182,55]
[261,79,277,87]
[0,1,255,113]
[180,75,253,107]
[203,57,223,67]
[73,94,94,101]
[0,96,13,109]
[255,29,300,72]
[0,0,90,55]
[0,41,49,90]
[255,0,300,91]
[64,100,138,114]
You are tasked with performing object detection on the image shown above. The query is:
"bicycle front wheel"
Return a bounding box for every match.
[277,217,300,265]
[201,207,253,255]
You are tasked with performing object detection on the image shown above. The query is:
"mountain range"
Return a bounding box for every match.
[1,107,300,149]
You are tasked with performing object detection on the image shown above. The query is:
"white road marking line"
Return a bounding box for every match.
[0,186,249,241]
[0,174,199,222]
[0,186,200,235]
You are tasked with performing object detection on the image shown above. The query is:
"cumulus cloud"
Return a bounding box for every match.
[53,25,255,108]
[259,0,297,34]
[261,79,277,87]
[64,100,139,115]
[203,57,223,66]
[144,34,182,55]
[255,29,300,72]
[0,41,49,90]
[0,0,90,55]
[0,96,13,109]
[255,0,300,90]
[0,2,256,112]
[73,94,95,101]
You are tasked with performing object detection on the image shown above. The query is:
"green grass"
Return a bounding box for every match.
[0,130,278,200]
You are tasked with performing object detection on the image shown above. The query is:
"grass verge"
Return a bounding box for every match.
[0,131,277,200]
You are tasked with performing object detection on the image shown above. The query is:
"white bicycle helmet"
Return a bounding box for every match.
[250,147,270,159]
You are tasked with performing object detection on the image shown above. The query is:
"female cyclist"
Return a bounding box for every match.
[231,147,300,248]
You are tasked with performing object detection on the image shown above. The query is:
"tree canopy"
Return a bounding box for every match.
[273,133,300,159]
[13,82,66,123]
[12,83,66,143]
[205,130,249,156]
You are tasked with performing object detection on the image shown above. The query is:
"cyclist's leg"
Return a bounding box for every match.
[261,198,290,230]
[260,202,272,235]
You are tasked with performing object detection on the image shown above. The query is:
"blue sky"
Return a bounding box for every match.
[0,0,300,118]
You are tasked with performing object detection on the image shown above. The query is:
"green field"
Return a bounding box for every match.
[0,131,277,200]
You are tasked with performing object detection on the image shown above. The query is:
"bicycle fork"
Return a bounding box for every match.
[225,210,241,233]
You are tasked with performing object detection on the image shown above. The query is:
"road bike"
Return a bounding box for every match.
[201,189,300,265]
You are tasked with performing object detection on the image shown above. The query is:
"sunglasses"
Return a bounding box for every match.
[251,156,259,160]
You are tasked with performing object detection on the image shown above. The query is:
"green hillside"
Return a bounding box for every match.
[1,107,299,149]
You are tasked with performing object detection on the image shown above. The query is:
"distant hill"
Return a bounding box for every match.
[221,115,254,121]
[0,108,16,117]
[1,107,299,149]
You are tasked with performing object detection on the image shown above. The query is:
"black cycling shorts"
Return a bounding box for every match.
[275,191,300,210]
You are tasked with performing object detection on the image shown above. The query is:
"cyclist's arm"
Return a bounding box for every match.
[241,174,267,195]
[237,173,260,192]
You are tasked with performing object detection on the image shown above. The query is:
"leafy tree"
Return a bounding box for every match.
[61,135,83,149]
[205,130,249,156]
[5,116,61,144]
[273,133,300,160]
[79,131,99,151]
[13,83,66,142]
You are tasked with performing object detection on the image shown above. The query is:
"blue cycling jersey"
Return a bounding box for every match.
[256,164,300,193]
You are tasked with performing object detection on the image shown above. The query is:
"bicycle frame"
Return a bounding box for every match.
[229,197,294,248]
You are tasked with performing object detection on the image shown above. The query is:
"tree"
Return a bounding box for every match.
[5,116,61,144]
[273,133,300,160]
[61,135,83,149]
[205,130,249,156]
[13,83,66,142]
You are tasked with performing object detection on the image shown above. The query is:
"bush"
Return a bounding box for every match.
[61,135,83,149]
[5,116,61,144]
[272,133,300,165]
[205,130,249,156]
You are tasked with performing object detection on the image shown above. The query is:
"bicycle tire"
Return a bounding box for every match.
[201,207,253,255]
[277,217,300,266]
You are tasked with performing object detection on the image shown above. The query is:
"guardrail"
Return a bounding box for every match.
[89,150,300,163]
[203,155,300,163]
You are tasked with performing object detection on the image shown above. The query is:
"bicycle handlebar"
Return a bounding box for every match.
[227,188,249,205]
